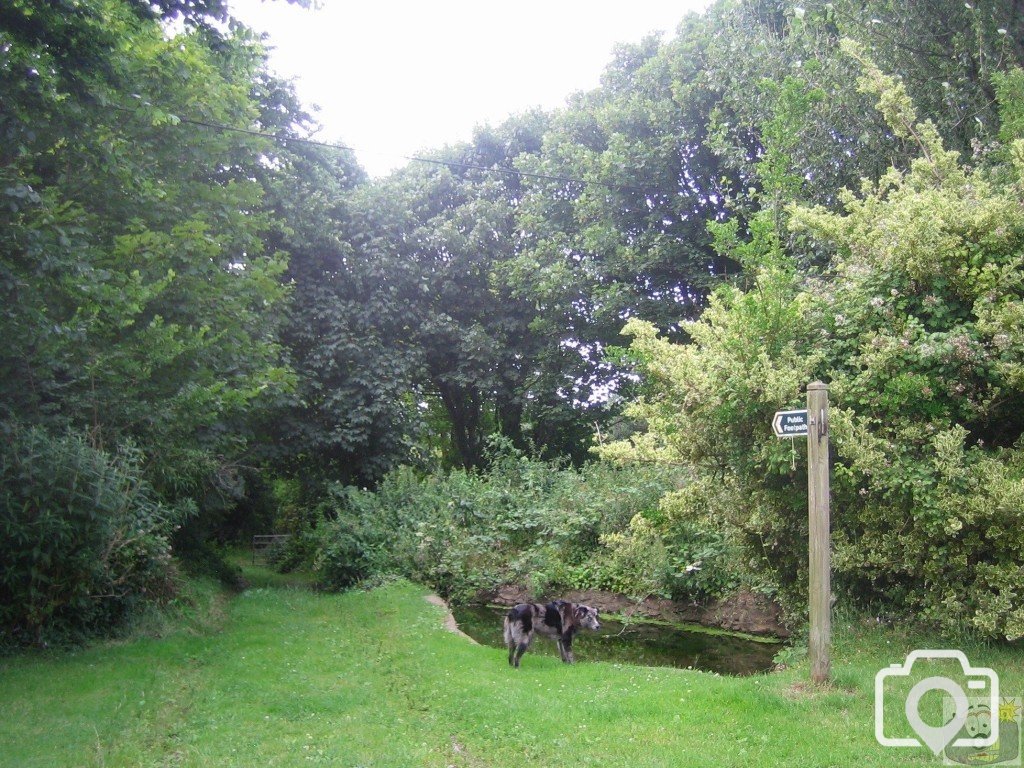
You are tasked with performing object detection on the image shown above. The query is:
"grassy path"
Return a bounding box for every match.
[1,573,1022,767]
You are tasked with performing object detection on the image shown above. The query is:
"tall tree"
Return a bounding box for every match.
[1,0,292,501]
[259,139,422,487]
[701,0,1024,218]
[357,114,559,469]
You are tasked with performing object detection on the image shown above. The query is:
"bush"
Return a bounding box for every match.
[314,519,371,590]
[0,427,188,646]
[310,440,740,604]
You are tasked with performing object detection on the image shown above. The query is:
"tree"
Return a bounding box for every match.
[683,0,1024,262]
[0,0,324,639]
[259,138,423,488]
[1,0,292,502]
[511,28,737,355]
[356,114,558,469]
[789,44,1024,637]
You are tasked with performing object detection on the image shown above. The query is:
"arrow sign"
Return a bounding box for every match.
[773,409,809,438]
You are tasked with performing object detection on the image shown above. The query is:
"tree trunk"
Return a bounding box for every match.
[436,380,484,470]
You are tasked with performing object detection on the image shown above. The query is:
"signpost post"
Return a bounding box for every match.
[806,382,831,684]
[773,382,831,684]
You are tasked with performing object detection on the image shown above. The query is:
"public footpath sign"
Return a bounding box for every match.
[772,409,809,438]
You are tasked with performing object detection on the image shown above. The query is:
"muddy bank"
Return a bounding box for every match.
[479,585,790,639]
[424,594,478,643]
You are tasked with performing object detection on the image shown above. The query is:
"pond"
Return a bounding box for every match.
[451,604,782,676]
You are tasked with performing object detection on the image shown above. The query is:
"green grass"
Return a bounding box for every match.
[226,547,318,591]
[1,571,1022,767]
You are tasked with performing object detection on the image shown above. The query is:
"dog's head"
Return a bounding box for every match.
[575,604,601,631]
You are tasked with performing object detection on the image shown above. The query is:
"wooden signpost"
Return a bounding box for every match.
[773,381,831,684]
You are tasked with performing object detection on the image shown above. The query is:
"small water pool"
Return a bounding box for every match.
[451,604,781,676]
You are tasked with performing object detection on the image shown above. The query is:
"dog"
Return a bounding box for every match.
[503,600,600,667]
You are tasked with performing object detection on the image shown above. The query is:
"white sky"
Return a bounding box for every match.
[229,1,713,177]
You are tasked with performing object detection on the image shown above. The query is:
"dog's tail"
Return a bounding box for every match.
[503,613,513,648]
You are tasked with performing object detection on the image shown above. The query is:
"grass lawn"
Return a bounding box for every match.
[1,567,1022,767]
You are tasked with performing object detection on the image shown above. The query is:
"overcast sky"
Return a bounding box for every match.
[229,1,713,176]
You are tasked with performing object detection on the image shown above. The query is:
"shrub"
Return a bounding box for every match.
[313,517,371,591]
[0,427,187,646]
[596,514,670,600]
[310,441,742,604]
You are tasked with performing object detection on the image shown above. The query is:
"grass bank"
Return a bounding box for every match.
[1,569,1021,767]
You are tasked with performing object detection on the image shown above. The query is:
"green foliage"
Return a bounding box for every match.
[6,0,1024,647]
[0,0,307,639]
[993,69,1024,142]
[309,441,734,604]
[0,427,188,646]
[347,115,594,471]
[605,48,1024,639]
[595,514,669,600]
[0,1,295,490]
[509,26,735,362]
[598,221,820,606]
[787,53,1024,639]
[257,140,412,488]
[314,518,372,591]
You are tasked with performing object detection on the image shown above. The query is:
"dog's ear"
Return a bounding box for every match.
[575,605,589,618]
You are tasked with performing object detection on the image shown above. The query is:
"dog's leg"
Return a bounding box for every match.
[561,632,575,664]
[513,640,530,668]
[507,618,532,668]
[504,619,516,666]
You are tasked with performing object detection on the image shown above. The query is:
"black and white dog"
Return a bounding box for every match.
[503,600,600,667]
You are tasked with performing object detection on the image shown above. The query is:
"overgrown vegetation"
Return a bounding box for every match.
[310,441,743,604]
[1,0,298,641]
[0,427,186,646]
[598,45,1024,639]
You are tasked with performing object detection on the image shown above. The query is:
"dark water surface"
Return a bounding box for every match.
[451,604,781,676]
